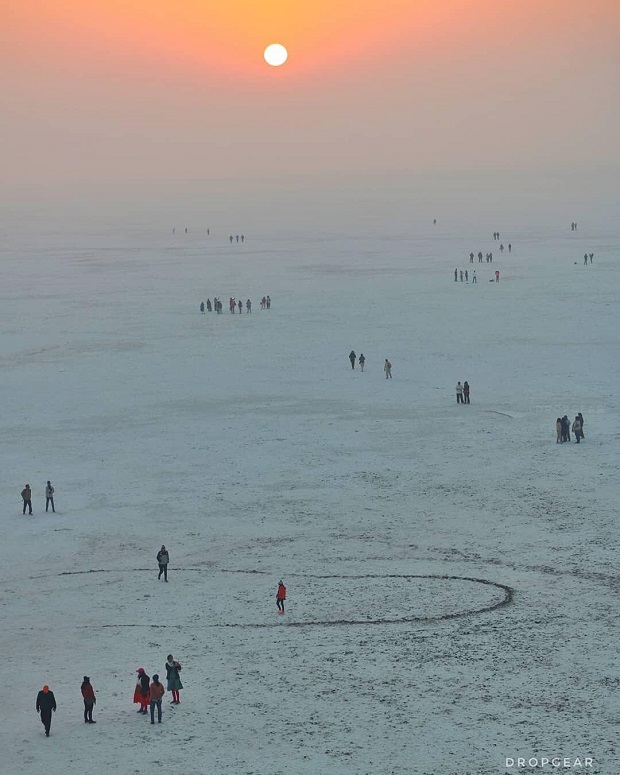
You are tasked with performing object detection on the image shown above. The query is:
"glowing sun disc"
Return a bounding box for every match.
[264,44,288,67]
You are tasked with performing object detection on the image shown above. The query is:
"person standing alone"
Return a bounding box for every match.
[384,359,392,379]
[22,484,32,515]
[81,677,96,723]
[36,685,56,736]
[45,481,55,513]
[276,580,287,613]
[157,545,169,582]
[166,655,183,704]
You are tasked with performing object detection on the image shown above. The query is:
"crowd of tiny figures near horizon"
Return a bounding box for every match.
[199,295,271,314]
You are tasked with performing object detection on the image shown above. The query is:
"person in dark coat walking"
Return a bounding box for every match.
[349,350,356,369]
[157,545,169,581]
[45,481,55,513]
[22,484,33,515]
[36,685,57,736]
[81,677,96,723]
[577,412,584,439]
[358,354,365,372]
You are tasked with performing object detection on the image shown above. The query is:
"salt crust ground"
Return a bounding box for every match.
[0,213,618,775]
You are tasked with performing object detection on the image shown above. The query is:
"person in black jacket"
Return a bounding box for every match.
[157,545,169,582]
[36,685,57,736]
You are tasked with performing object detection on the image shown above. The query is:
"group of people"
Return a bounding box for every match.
[455,269,477,283]
[556,413,584,443]
[133,656,183,723]
[229,235,245,243]
[456,381,471,404]
[21,481,55,515]
[34,657,184,735]
[469,252,493,263]
[570,222,578,231]
[199,296,271,314]
[347,351,392,378]
[583,253,594,265]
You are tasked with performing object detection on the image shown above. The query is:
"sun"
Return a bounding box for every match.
[264,43,288,67]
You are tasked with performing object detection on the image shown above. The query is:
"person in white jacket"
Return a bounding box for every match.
[45,481,55,513]
[456,382,464,404]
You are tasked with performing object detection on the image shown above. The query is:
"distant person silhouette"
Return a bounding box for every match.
[472,271,477,284]
[584,253,588,265]
[384,359,392,379]
[454,268,458,282]
[470,252,474,263]
[589,253,593,264]
[358,353,365,371]
[200,302,205,314]
[349,350,356,370]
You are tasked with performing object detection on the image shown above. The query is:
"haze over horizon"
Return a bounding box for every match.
[3,0,619,211]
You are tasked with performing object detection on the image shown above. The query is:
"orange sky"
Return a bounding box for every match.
[2,0,619,190]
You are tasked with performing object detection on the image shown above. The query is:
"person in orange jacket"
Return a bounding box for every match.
[276,580,286,613]
[149,674,165,724]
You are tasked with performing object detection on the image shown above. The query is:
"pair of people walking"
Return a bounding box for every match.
[21,481,55,514]
[349,351,366,371]
[35,678,97,736]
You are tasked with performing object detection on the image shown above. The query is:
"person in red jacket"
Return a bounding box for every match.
[81,676,96,723]
[276,580,286,613]
[133,668,150,714]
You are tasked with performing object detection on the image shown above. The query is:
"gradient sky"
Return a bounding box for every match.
[2,0,619,194]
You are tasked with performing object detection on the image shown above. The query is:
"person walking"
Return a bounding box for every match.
[45,481,55,513]
[165,655,183,704]
[157,545,169,582]
[456,381,463,404]
[384,359,392,379]
[358,354,365,372]
[556,418,562,443]
[22,484,33,515]
[454,268,458,281]
[584,253,588,265]
[577,412,584,439]
[572,415,582,443]
[134,668,150,714]
[463,381,470,404]
[200,302,205,313]
[81,677,96,723]
[36,685,56,736]
[149,675,165,724]
[276,580,286,613]
[349,350,356,370]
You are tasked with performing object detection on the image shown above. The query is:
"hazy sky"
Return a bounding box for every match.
[2,0,619,196]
